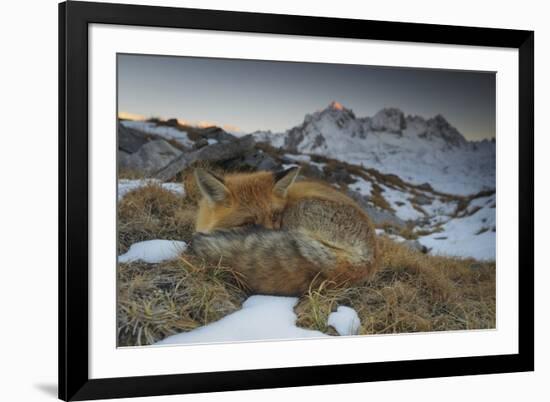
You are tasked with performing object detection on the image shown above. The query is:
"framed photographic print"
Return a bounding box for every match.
[59,1,534,400]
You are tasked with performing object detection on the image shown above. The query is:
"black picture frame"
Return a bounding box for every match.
[59,1,534,400]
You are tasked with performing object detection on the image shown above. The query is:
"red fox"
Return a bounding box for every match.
[189,167,379,296]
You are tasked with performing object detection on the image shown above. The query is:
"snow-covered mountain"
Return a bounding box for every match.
[253,102,495,195]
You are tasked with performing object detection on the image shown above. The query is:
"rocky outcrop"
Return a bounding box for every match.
[118,123,149,153]
[199,126,237,143]
[421,114,467,148]
[155,135,257,181]
[284,102,364,152]
[119,140,182,174]
[261,103,475,158]
[370,108,406,134]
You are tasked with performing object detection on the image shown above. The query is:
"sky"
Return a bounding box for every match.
[118,54,496,141]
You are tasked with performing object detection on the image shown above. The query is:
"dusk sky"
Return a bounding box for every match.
[118,54,496,141]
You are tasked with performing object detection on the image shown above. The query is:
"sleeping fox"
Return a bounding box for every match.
[189,167,379,296]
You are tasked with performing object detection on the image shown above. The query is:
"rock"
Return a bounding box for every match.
[118,150,132,171]
[155,135,256,181]
[256,157,280,171]
[420,114,467,148]
[410,194,432,205]
[193,138,209,150]
[299,163,324,180]
[243,151,280,171]
[283,102,363,152]
[365,206,407,228]
[120,139,182,175]
[285,125,310,152]
[222,149,281,172]
[164,118,179,127]
[201,127,237,143]
[323,166,355,184]
[347,190,406,229]
[371,108,406,134]
[405,115,428,136]
[118,123,149,153]
[416,182,433,192]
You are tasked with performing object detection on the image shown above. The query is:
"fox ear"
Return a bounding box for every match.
[194,168,228,204]
[273,167,300,197]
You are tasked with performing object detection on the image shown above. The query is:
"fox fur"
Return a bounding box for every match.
[189,167,379,296]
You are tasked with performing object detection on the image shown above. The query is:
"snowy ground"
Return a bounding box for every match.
[379,184,425,222]
[347,170,496,260]
[118,179,185,200]
[350,175,373,196]
[418,197,496,260]
[118,240,188,264]
[155,296,328,345]
[155,294,361,345]
[121,120,195,148]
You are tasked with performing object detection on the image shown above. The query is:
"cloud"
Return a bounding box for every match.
[119,111,241,133]
[222,124,241,133]
[195,121,216,129]
[118,111,146,121]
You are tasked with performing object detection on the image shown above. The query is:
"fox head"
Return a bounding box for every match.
[193,167,300,233]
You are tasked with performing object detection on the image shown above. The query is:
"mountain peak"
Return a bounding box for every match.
[422,114,467,147]
[329,101,345,111]
[371,108,406,134]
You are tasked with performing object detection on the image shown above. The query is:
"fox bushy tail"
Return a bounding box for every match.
[189,226,373,296]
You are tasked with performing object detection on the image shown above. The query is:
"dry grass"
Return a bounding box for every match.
[118,255,247,346]
[118,183,197,254]
[370,183,394,212]
[395,223,421,240]
[296,236,495,335]
[118,169,148,180]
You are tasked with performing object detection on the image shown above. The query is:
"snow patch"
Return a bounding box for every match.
[351,176,373,197]
[118,240,187,264]
[282,163,300,170]
[328,306,361,336]
[155,295,328,345]
[284,154,311,163]
[251,130,286,148]
[309,161,326,171]
[380,185,424,221]
[467,195,495,214]
[418,206,495,260]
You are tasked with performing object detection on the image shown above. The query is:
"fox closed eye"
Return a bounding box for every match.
[194,168,300,233]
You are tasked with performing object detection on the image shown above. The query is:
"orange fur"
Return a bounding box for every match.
[191,169,379,295]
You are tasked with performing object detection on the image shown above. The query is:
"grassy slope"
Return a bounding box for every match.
[117,177,495,346]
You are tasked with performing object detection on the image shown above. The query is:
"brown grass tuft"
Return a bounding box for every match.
[118,255,247,346]
[296,236,495,335]
[118,169,148,180]
[118,183,197,254]
[370,183,394,212]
